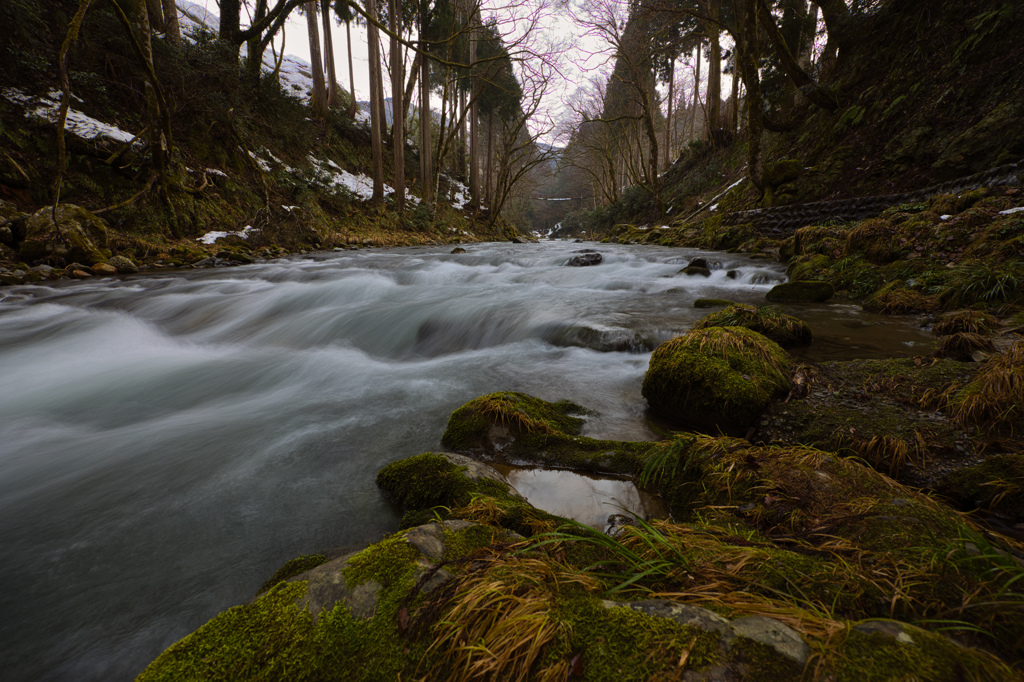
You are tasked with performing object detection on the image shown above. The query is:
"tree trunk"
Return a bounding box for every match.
[305,3,328,118]
[145,0,163,31]
[665,58,673,170]
[366,0,385,206]
[345,19,358,117]
[220,0,240,42]
[757,0,837,111]
[730,53,740,132]
[688,43,701,142]
[468,14,479,212]
[389,0,404,211]
[738,0,764,195]
[418,2,433,203]
[321,0,339,108]
[402,52,420,124]
[161,0,179,45]
[485,109,493,206]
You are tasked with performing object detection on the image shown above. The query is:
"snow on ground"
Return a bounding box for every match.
[2,88,142,147]
[197,225,258,244]
[1000,207,1024,216]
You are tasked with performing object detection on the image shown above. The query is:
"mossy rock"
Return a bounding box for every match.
[693,303,812,348]
[938,453,1024,523]
[19,204,109,265]
[765,280,834,303]
[862,281,936,314]
[440,392,652,475]
[694,298,734,308]
[786,253,831,281]
[376,451,524,528]
[641,327,792,433]
[763,158,803,187]
[844,218,905,264]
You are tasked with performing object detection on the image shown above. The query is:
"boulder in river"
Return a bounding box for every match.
[642,327,792,433]
[450,247,467,254]
[441,391,650,475]
[693,303,812,348]
[765,280,834,302]
[565,252,602,267]
[19,204,109,265]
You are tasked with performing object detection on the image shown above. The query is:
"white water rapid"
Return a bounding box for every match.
[0,241,931,680]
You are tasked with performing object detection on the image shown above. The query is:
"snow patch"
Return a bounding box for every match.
[2,87,142,148]
[999,207,1024,216]
[197,225,258,244]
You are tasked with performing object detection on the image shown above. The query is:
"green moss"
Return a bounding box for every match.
[560,599,726,681]
[693,303,813,347]
[786,253,832,281]
[939,453,1024,521]
[642,327,792,433]
[259,554,329,595]
[440,392,652,475]
[376,452,510,512]
[137,581,318,681]
[694,298,735,308]
[343,534,419,588]
[834,627,1014,682]
[441,523,508,562]
[765,280,834,302]
[863,281,937,314]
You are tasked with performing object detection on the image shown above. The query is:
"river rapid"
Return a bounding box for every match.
[0,241,934,680]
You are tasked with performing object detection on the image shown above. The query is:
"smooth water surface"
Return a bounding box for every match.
[0,241,933,680]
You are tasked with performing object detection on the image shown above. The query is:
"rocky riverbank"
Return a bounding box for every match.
[137,306,1024,679]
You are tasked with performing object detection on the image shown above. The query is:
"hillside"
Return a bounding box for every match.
[0,1,512,284]
[555,0,1024,237]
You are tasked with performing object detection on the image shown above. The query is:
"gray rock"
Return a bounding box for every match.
[20,205,109,265]
[600,599,731,636]
[107,255,139,274]
[566,252,603,267]
[729,616,810,665]
[680,265,712,277]
[853,620,915,645]
[287,551,381,621]
[404,524,447,561]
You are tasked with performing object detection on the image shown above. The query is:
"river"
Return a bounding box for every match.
[0,241,935,680]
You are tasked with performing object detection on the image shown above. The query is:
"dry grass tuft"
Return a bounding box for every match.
[417,555,597,682]
[940,342,1024,432]
[934,332,996,361]
[477,396,556,434]
[933,311,999,337]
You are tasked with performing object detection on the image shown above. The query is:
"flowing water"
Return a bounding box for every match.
[0,241,935,680]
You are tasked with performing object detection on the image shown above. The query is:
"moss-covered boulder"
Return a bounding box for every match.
[765,280,834,302]
[938,453,1024,523]
[440,392,652,475]
[642,327,792,433]
[693,298,734,308]
[19,204,110,265]
[693,303,812,347]
[862,281,937,314]
[376,451,539,530]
